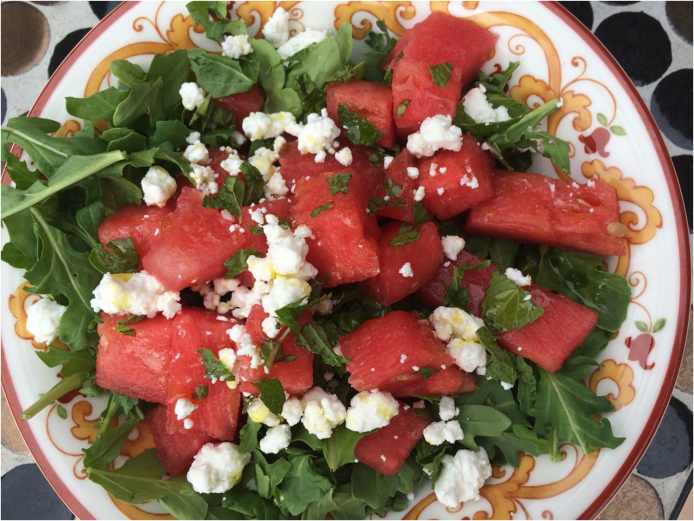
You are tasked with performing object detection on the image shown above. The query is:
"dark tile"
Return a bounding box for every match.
[666,1,693,45]
[597,474,663,520]
[89,1,122,20]
[48,28,90,78]
[601,1,640,5]
[1,464,74,519]
[1,1,51,76]
[651,69,693,150]
[637,397,693,479]
[1,88,6,125]
[559,1,594,30]
[595,12,672,86]
[671,155,693,232]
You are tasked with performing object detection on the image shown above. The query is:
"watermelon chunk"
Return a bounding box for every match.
[340,311,474,397]
[360,221,443,306]
[291,171,380,287]
[327,80,396,149]
[464,171,626,256]
[215,84,264,123]
[417,134,495,220]
[142,188,246,291]
[237,305,314,396]
[147,405,215,476]
[96,314,173,404]
[372,149,422,223]
[98,204,173,267]
[416,251,599,372]
[354,403,432,475]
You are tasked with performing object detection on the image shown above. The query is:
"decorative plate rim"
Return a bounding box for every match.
[1,2,690,520]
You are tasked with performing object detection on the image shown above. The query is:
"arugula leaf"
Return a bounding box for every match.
[413,367,439,380]
[512,424,561,461]
[198,348,234,381]
[188,48,259,97]
[238,420,261,453]
[481,270,544,332]
[478,431,540,468]
[83,417,140,471]
[396,99,410,117]
[21,373,89,419]
[561,328,610,380]
[87,449,208,520]
[89,238,139,274]
[146,49,191,118]
[296,322,350,368]
[2,242,35,270]
[279,455,333,516]
[249,38,302,116]
[456,404,512,450]
[536,248,631,332]
[529,369,624,453]
[337,103,383,146]
[310,201,333,217]
[251,450,292,500]
[362,20,397,83]
[66,87,129,122]
[488,238,520,272]
[253,378,285,415]
[389,222,420,247]
[187,1,248,41]
[476,327,517,385]
[188,94,236,133]
[223,248,263,279]
[428,62,453,87]
[202,176,244,218]
[326,172,353,195]
[114,315,146,337]
[441,264,471,310]
[306,485,369,521]
[221,488,284,520]
[320,425,371,471]
[456,375,529,426]
[149,120,190,148]
[474,61,521,94]
[515,356,537,394]
[3,152,39,190]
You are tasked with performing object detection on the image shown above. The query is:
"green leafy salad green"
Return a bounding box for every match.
[1,2,631,519]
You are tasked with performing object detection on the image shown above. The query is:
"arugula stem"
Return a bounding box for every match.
[20,374,87,419]
[266,328,292,368]
[4,128,68,161]
[99,395,119,435]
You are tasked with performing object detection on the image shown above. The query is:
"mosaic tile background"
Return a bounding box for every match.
[1,1,692,519]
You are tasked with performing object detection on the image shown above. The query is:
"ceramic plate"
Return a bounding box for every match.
[2,1,690,519]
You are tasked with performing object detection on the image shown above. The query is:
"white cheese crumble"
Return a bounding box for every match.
[383,156,394,169]
[184,142,210,164]
[441,236,465,261]
[406,115,463,158]
[187,442,250,494]
[335,147,353,166]
[220,148,244,177]
[447,339,487,374]
[300,387,346,439]
[263,7,290,48]
[430,307,487,374]
[504,267,532,287]
[179,82,205,111]
[423,420,464,445]
[434,449,492,509]
[184,418,194,429]
[406,166,420,179]
[248,398,281,426]
[437,187,445,196]
[281,397,304,426]
[312,298,334,315]
[186,131,201,145]
[259,424,292,454]
[460,174,479,189]
[462,86,511,124]
[242,111,296,141]
[175,398,197,420]
[261,316,281,339]
[141,166,177,207]
[25,297,66,344]
[91,272,181,319]
[190,164,218,196]
[285,108,340,162]
[277,29,327,59]
[345,390,399,433]
[221,34,252,59]
[414,186,426,202]
[501,381,515,390]
[399,262,414,278]
[438,396,459,421]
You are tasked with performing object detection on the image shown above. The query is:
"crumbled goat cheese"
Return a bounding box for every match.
[26,297,66,344]
[262,316,281,339]
[259,424,292,454]
[184,142,210,164]
[277,29,327,59]
[462,86,511,124]
[345,390,399,432]
[406,166,420,179]
[460,174,479,189]
[221,34,252,59]
[281,397,304,426]
[180,82,205,111]
[446,339,487,374]
[91,272,181,319]
[406,115,463,158]
[504,267,532,287]
[434,449,492,509]
[186,131,201,145]
[141,166,177,207]
[438,396,459,421]
[263,7,290,48]
[430,307,487,374]
[399,262,414,278]
[220,148,244,177]
[175,398,197,420]
[300,387,346,439]
[187,442,250,494]
[248,398,281,426]
[335,147,353,166]
[312,298,334,315]
[441,236,465,261]
[383,156,394,169]
[285,108,340,162]
[501,381,515,390]
[242,111,296,141]
[414,186,426,202]
[190,164,218,196]
[423,420,464,445]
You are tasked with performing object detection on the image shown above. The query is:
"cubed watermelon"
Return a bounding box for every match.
[327,80,396,149]
[354,403,432,475]
[291,171,380,287]
[215,84,265,123]
[96,314,173,404]
[360,221,443,306]
[147,405,215,476]
[142,188,246,291]
[391,58,464,138]
[417,134,495,220]
[373,149,422,222]
[340,311,474,397]
[416,251,599,372]
[464,171,625,256]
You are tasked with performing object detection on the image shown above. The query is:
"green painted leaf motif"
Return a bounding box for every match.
[610,125,627,136]
[337,103,383,146]
[56,405,68,419]
[428,62,453,87]
[254,378,286,415]
[326,172,353,195]
[597,113,608,126]
[481,271,544,332]
[635,320,649,333]
[310,201,333,217]
[653,318,667,333]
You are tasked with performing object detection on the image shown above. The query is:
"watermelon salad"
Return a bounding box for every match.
[1,3,633,519]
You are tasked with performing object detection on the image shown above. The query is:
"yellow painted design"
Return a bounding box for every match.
[236,1,303,37]
[509,75,555,107]
[335,1,416,38]
[589,359,636,411]
[52,120,82,138]
[70,400,101,444]
[9,284,67,351]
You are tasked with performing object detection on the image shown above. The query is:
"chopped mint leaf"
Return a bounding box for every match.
[382,177,403,199]
[326,172,353,195]
[114,315,146,337]
[389,222,420,247]
[89,238,139,274]
[223,248,263,279]
[197,348,233,382]
[337,103,383,146]
[396,99,411,117]
[192,385,208,401]
[249,223,264,235]
[310,201,333,217]
[413,367,439,380]
[481,270,544,332]
[254,378,286,415]
[428,62,453,87]
[368,197,405,215]
[202,176,244,218]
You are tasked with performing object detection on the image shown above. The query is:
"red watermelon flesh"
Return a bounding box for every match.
[166,307,238,436]
[142,188,246,291]
[193,380,242,442]
[96,314,173,404]
[464,171,625,256]
[239,198,294,254]
[416,251,598,372]
[215,84,265,123]
[373,149,421,222]
[291,171,380,287]
[237,305,314,396]
[360,221,443,307]
[147,405,215,476]
[340,311,471,396]
[354,403,432,475]
[386,12,498,87]
[391,59,464,138]
[417,134,495,220]
[207,148,247,189]
[98,204,173,268]
[327,80,396,149]
[393,366,477,397]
